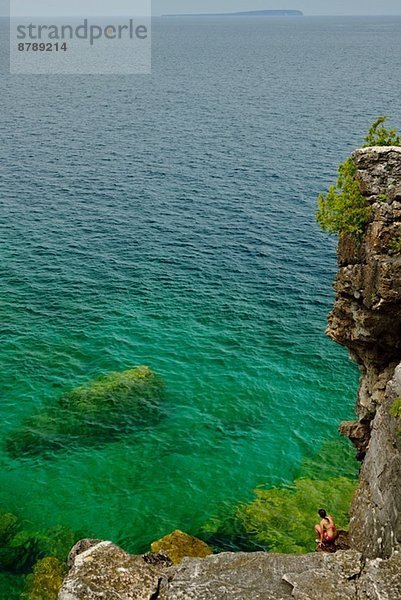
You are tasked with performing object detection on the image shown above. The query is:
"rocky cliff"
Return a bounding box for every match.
[57,147,401,599]
[328,147,401,559]
[58,540,401,599]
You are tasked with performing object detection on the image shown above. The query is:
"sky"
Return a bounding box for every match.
[4,1,401,17]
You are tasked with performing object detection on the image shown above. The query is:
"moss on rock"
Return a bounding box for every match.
[151,530,213,565]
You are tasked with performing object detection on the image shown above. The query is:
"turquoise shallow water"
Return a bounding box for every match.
[1,17,401,568]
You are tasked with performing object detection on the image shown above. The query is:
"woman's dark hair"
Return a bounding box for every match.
[318,509,327,518]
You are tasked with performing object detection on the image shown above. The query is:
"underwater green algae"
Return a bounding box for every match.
[0,573,26,599]
[235,476,357,554]
[201,439,359,554]
[297,438,360,480]
[22,557,66,600]
[5,366,165,458]
[0,509,81,574]
[0,440,359,595]
[0,507,84,599]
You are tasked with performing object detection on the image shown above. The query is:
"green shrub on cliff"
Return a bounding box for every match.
[363,116,401,147]
[390,398,401,437]
[316,157,371,237]
[317,117,401,237]
[5,366,165,458]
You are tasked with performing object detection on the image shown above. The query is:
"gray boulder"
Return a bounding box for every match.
[59,541,168,600]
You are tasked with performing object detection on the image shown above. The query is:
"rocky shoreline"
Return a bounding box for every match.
[58,540,401,599]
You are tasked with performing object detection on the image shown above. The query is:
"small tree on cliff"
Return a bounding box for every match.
[316,157,370,237]
[363,116,401,147]
[317,117,401,237]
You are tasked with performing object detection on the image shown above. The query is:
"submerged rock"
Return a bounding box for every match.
[231,477,356,555]
[150,529,212,565]
[6,366,165,458]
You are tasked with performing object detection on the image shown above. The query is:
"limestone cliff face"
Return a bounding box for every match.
[327,146,401,559]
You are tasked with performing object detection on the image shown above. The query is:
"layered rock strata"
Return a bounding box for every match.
[327,147,401,558]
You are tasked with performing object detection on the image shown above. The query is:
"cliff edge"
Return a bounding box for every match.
[328,147,401,559]
[57,541,401,599]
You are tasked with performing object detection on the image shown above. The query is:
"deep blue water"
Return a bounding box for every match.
[0,15,401,592]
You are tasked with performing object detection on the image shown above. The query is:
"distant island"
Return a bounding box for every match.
[163,10,304,18]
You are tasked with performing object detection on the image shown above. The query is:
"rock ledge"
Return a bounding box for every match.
[58,542,401,599]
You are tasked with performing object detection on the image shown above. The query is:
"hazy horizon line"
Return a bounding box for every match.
[4,11,401,18]
[4,13,401,18]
